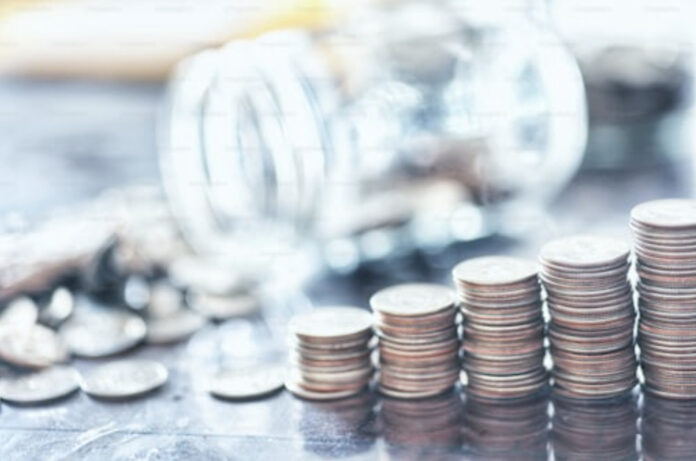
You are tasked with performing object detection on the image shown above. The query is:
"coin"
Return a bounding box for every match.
[79,359,168,399]
[452,256,538,287]
[631,198,696,229]
[0,323,69,369]
[146,309,206,344]
[0,297,39,328]
[370,283,456,317]
[208,363,285,400]
[0,365,79,404]
[290,307,373,342]
[38,287,74,328]
[189,292,261,320]
[60,309,146,358]
[540,235,629,269]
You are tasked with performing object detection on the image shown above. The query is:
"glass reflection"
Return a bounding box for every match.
[462,389,550,460]
[294,390,377,458]
[380,389,462,459]
[642,393,696,460]
[551,391,639,461]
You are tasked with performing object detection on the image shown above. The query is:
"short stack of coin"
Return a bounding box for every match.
[286,306,374,400]
[453,256,547,399]
[370,283,459,399]
[631,199,696,399]
[541,235,637,399]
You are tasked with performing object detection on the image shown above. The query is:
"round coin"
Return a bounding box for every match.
[80,359,168,399]
[290,306,373,341]
[0,366,79,404]
[61,310,146,358]
[209,363,285,400]
[540,235,629,268]
[370,283,455,317]
[146,310,206,345]
[453,256,538,287]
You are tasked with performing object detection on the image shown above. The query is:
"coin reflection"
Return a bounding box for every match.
[380,389,462,459]
[463,389,550,460]
[295,390,377,458]
[642,393,696,460]
[551,391,638,461]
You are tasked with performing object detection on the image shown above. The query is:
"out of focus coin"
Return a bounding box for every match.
[452,256,538,287]
[0,365,79,404]
[0,297,39,328]
[209,364,285,400]
[290,306,373,342]
[0,324,68,369]
[169,256,248,295]
[60,309,146,358]
[146,310,206,345]
[38,287,74,328]
[80,359,168,399]
[370,283,455,317]
[540,235,629,269]
[189,292,261,320]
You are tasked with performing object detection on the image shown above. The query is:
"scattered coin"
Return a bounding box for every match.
[0,324,69,369]
[169,256,248,295]
[632,199,696,399]
[541,234,637,399]
[60,309,146,358]
[287,306,374,401]
[146,309,206,345]
[38,287,74,328]
[454,256,546,399]
[79,359,168,399]
[209,363,286,400]
[371,283,458,399]
[0,365,79,404]
[189,292,261,320]
[0,297,39,328]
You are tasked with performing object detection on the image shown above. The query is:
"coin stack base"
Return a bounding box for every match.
[371,284,459,399]
[541,235,637,400]
[631,199,696,399]
[287,307,374,401]
[454,256,547,399]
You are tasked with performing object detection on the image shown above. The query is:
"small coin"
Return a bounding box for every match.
[370,283,455,317]
[60,309,146,358]
[209,363,285,400]
[290,306,373,341]
[39,287,74,328]
[631,199,696,229]
[0,324,69,369]
[80,359,168,399]
[189,292,261,320]
[452,256,538,287]
[146,310,206,345]
[540,235,630,268]
[0,297,39,328]
[0,366,79,404]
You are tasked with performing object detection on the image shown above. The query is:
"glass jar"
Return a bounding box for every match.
[159,0,587,277]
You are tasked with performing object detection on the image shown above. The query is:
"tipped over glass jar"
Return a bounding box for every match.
[159,0,587,277]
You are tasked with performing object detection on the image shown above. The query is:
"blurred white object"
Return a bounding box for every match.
[160,0,587,275]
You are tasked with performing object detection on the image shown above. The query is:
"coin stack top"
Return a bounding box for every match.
[454,256,547,399]
[286,306,374,400]
[631,199,696,399]
[370,283,459,399]
[540,235,637,399]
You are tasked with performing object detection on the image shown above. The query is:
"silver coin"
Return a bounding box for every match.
[0,297,39,328]
[80,359,168,399]
[146,310,206,344]
[0,365,79,404]
[60,310,146,358]
[209,363,286,400]
[540,235,629,268]
[0,324,69,369]
[169,256,248,295]
[370,283,455,317]
[452,256,538,286]
[39,287,74,328]
[189,292,261,320]
[631,198,696,229]
[290,306,373,341]
[147,282,183,318]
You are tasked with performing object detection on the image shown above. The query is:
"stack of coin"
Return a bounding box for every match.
[286,306,374,400]
[552,392,638,460]
[370,283,459,399]
[630,199,696,399]
[541,235,637,399]
[453,256,546,399]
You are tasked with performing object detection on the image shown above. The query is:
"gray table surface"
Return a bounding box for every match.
[1,78,695,460]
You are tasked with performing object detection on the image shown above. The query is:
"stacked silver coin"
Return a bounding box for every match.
[541,235,637,399]
[453,256,547,399]
[370,283,459,399]
[286,306,374,400]
[631,199,696,399]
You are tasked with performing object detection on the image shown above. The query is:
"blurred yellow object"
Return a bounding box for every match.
[0,0,354,80]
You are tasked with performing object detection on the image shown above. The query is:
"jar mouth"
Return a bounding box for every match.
[159,35,328,275]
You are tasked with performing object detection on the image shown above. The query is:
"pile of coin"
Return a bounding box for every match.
[631,199,696,399]
[370,283,459,399]
[286,306,374,400]
[541,235,637,399]
[453,256,546,399]
[552,393,638,460]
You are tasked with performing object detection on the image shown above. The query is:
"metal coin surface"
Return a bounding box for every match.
[209,363,285,400]
[0,365,79,404]
[61,310,146,358]
[80,359,168,399]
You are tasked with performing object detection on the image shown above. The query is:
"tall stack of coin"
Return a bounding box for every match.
[370,283,459,399]
[540,235,637,399]
[453,256,546,399]
[631,199,696,399]
[286,306,374,400]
